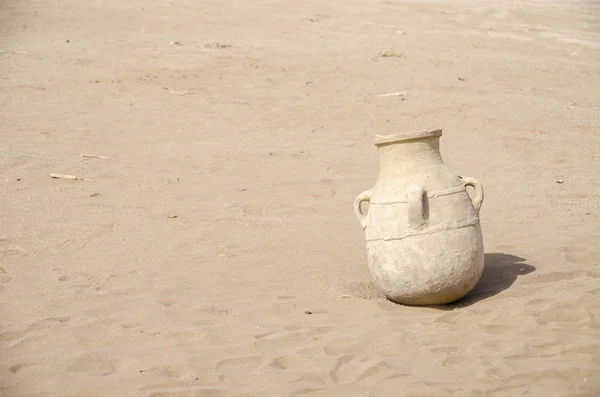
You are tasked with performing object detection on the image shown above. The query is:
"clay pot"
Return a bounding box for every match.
[353,129,484,305]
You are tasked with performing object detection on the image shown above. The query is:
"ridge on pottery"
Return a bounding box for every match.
[353,128,485,306]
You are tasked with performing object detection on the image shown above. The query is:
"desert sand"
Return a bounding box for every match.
[1,0,599,396]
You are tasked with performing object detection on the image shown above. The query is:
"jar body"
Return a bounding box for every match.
[354,130,484,305]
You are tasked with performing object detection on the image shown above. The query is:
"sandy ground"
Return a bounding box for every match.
[1,0,600,396]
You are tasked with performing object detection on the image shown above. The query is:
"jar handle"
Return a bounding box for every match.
[407,185,428,230]
[460,177,484,213]
[353,189,372,229]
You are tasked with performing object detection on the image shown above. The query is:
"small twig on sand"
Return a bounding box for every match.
[0,49,30,54]
[162,86,190,96]
[80,153,110,159]
[0,50,29,55]
[568,104,600,110]
[50,173,94,182]
[378,92,408,97]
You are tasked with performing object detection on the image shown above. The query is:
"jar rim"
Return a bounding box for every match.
[374,129,442,146]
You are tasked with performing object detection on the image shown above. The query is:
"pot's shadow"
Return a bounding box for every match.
[432,253,535,310]
[345,253,535,307]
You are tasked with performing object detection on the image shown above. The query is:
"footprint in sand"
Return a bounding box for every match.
[193,303,236,317]
[0,237,25,259]
[270,345,409,394]
[66,352,119,376]
[157,298,178,307]
[536,295,600,325]
[528,270,585,284]
[0,266,12,286]
[8,363,40,374]
[57,271,117,294]
[254,326,332,352]
[327,355,409,385]
[268,346,333,375]
[562,243,600,267]
[26,316,71,333]
[120,322,140,329]
[275,295,296,300]
[214,356,263,380]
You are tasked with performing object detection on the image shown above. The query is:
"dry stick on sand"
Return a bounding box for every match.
[50,173,94,182]
[162,86,190,96]
[378,92,408,97]
[80,153,110,159]
[0,49,30,54]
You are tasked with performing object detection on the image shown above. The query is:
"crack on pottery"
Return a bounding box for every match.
[366,217,481,243]
[370,184,467,205]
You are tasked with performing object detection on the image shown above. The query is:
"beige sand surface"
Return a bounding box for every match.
[1,0,600,396]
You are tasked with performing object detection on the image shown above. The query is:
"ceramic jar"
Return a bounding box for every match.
[353,129,485,305]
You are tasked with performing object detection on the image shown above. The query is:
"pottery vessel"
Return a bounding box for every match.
[354,129,484,305]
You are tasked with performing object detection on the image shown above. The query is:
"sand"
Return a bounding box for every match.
[1,0,599,396]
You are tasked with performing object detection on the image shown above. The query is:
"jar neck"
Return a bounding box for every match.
[377,137,443,175]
